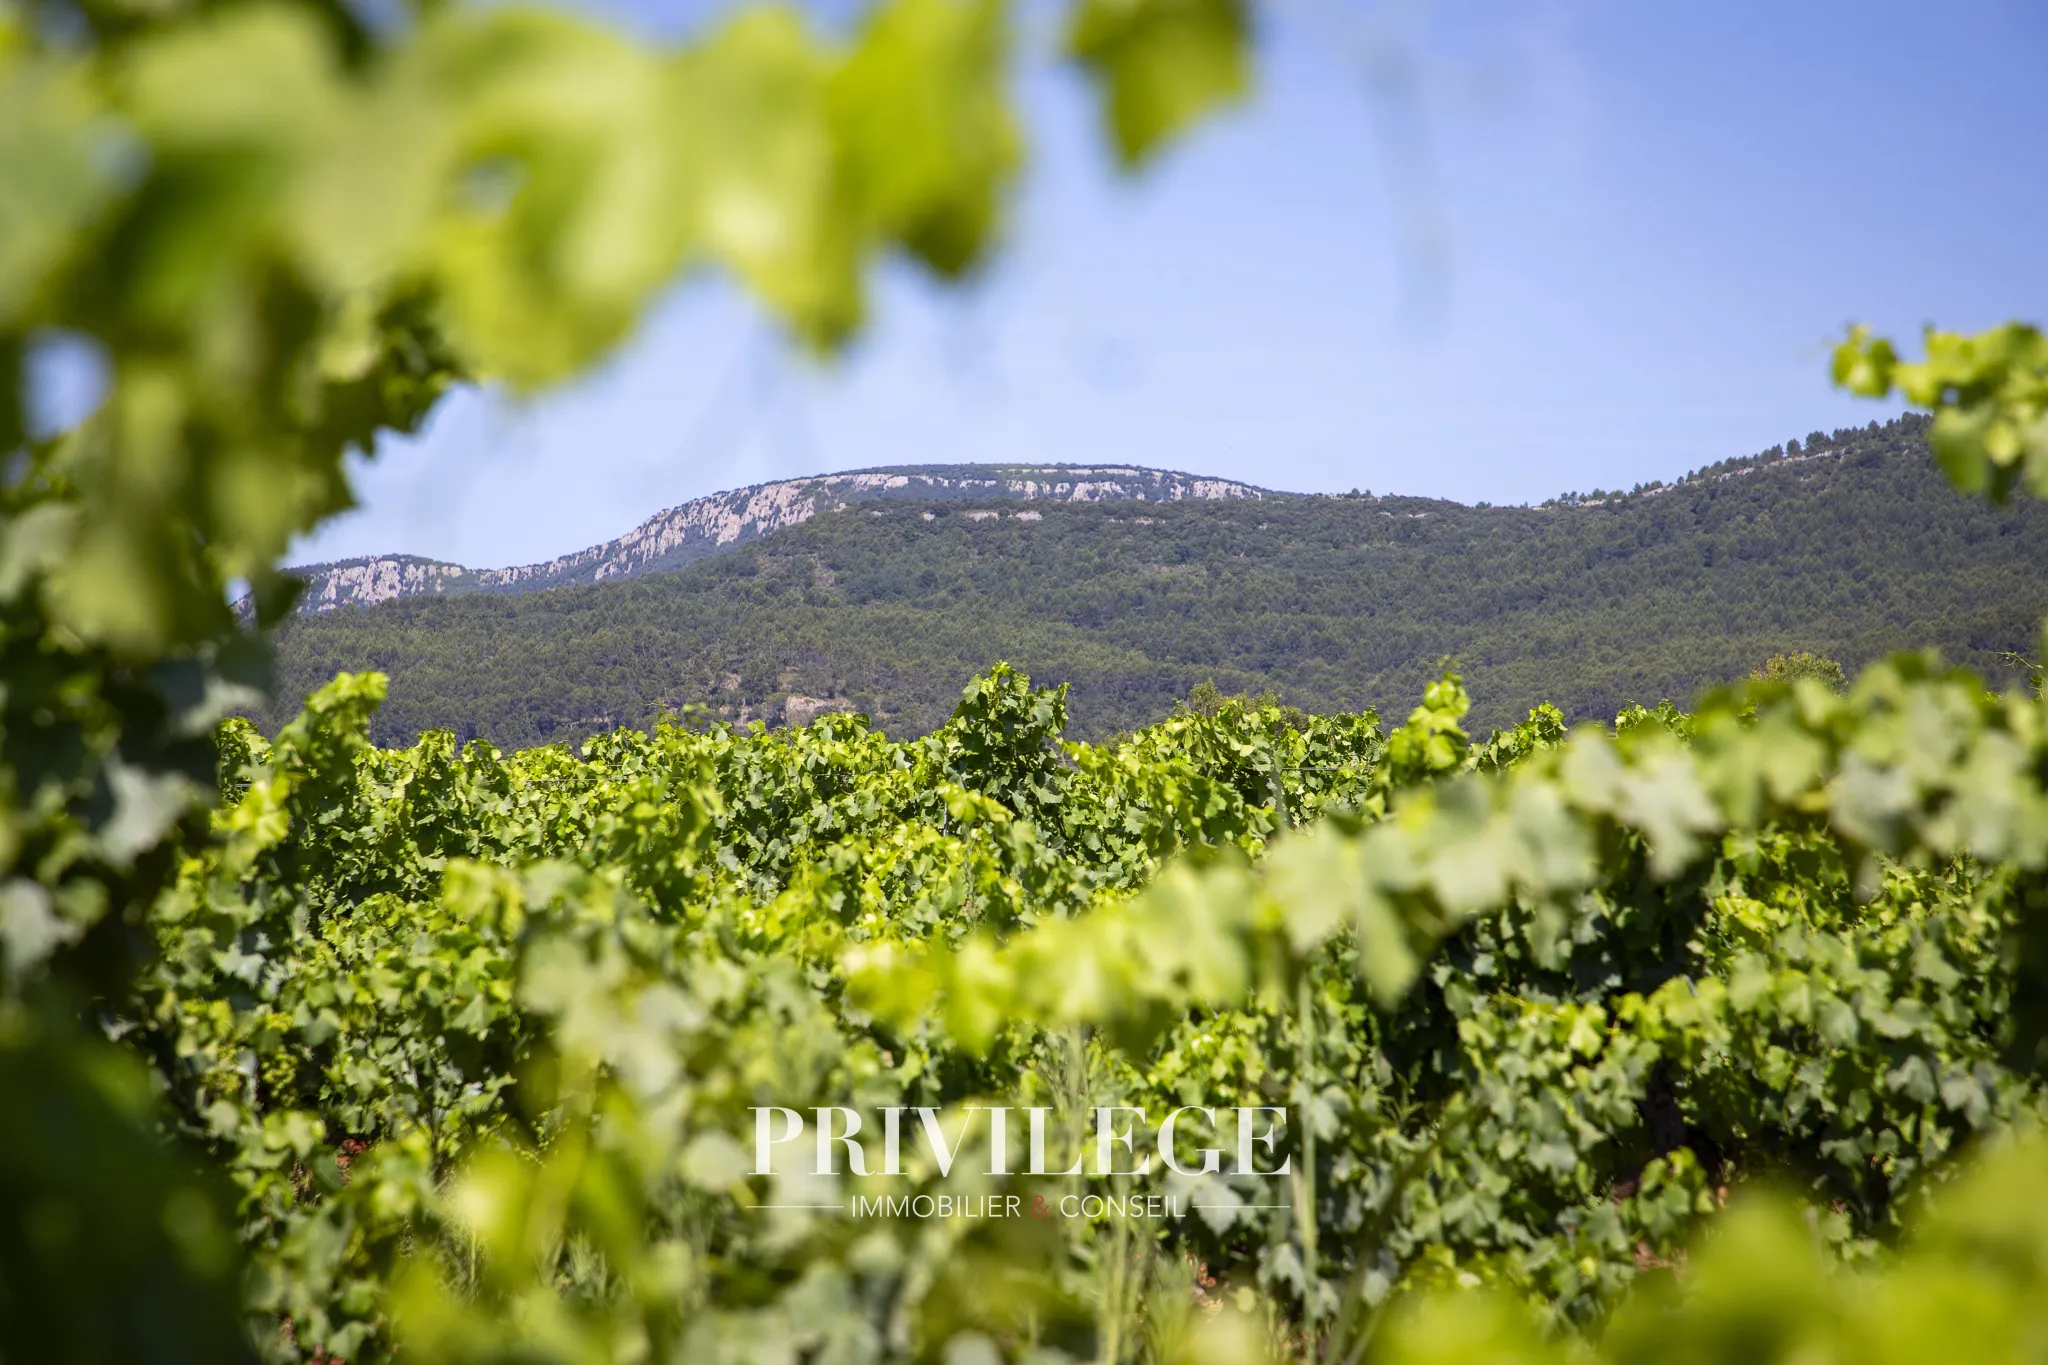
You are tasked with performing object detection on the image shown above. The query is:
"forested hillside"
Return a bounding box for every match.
[270,415,2048,745]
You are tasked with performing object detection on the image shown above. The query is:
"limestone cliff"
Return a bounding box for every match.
[285,463,1266,613]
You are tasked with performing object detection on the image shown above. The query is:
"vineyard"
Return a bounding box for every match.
[6,0,2048,1361]
[18,630,2048,1362]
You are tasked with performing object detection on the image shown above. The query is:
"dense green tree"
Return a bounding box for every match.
[1748,651,1846,691]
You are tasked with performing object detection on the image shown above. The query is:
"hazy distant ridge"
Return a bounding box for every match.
[291,464,1268,614]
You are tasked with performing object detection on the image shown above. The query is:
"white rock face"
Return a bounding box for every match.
[286,463,1267,614]
[295,557,473,611]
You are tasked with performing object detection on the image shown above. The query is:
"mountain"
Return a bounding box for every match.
[288,464,1267,613]
[267,415,2048,747]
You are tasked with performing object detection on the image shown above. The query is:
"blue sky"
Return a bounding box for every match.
[297,0,2048,570]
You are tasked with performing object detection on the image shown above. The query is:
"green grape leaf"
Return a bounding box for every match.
[673,8,857,348]
[1066,0,1251,169]
[0,61,118,328]
[410,8,698,388]
[1835,321,2048,502]
[830,0,1021,277]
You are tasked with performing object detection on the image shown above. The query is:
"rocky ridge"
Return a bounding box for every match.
[288,464,1268,614]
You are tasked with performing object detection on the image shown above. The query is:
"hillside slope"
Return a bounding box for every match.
[289,464,1266,612]
[270,416,2048,745]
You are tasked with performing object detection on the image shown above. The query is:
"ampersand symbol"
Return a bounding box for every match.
[1030,1195,1052,1218]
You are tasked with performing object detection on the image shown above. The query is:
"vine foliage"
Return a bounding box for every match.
[6,0,2048,1361]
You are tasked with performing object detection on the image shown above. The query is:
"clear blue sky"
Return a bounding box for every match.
[296,0,2048,570]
